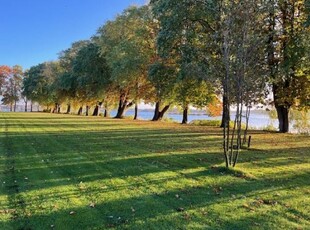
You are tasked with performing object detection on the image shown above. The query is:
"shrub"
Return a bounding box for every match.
[190,119,221,127]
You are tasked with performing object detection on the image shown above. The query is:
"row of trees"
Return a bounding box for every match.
[1,1,309,167]
[21,6,215,123]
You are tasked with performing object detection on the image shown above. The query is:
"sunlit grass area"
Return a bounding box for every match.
[0,112,309,229]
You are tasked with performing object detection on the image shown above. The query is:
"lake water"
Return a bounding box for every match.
[109,109,279,130]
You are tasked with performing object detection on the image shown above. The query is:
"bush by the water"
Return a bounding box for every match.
[190,119,221,126]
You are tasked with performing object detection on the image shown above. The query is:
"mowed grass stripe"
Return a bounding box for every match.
[0,114,14,227]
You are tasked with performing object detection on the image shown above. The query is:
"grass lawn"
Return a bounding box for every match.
[0,112,309,229]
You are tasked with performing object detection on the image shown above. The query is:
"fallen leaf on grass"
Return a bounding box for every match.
[242,203,255,211]
[262,199,278,205]
[69,211,75,215]
[0,209,16,214]
[183,212,191,220]
[89,203,95,208]
[213,187,223,195]
[202,211,208,216]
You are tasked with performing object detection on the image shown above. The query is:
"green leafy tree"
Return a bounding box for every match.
[152,0,268,167]
[58,40,90,114]
[72,42,111,116]
[151,0,215,122]
[97,6,157,119]
[266,0,310,132]
[23,62,61,111]
[148,61,178,121]
[175,78,213,124]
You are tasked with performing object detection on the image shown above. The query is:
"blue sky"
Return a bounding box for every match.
[0,0,147,70]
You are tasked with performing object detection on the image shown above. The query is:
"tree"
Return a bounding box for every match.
[148,61,177,121]
[175,78,213,124]
[151,0,225,123]
[221,0,267,167]
[72,42,111,116]
[152,0,268,167]
[58,40,90,114]
[97,6,157,119]
[23,62,60,110]
[0,65,12,95]
[1,65,23,111]
[266,0,310,132]
[151,0,215,122]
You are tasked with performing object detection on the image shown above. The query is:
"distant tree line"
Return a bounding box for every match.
[1,0,309,167]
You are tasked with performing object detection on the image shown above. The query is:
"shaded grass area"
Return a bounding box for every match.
[0,112,309,229]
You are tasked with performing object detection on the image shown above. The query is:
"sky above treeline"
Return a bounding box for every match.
[0,0,147,70]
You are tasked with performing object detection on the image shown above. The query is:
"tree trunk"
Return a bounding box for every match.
[115,94,126,118]
[30,102,33,112]
[93,105,99,116]
[115,105,126,118]
[152,102,160,121]
[221,94,230,128]
[104,109,110,118]
[273,82,290,133]
[66,104,71,114]
[242,106,251,146]
[10,103,13,112]
[114,93,133,118]
[78,106,83,115]
[153,105,170,121]
[182,105,188,124]
[14,101,17,112]
[52,103,58,113]
[85,105,89,116]
[275,105,289,133]
[24,100,28,112]
[158,105,170,120]
[152,101,170,121]
[134,104,138,120]
[57,105,61,113]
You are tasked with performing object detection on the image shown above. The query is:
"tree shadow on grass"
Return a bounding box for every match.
[2,128,307,195]
[3,168,309,230]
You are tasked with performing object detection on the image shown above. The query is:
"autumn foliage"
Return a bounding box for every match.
[0,65,12,82]
[0,66,13,91]
[0,65,12,76]
[206,97,223,117]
